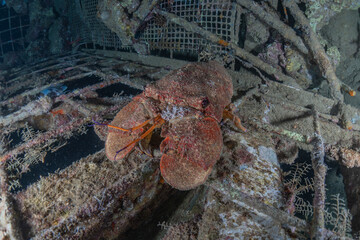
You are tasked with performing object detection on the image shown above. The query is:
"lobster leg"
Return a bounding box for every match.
[113,116,165,160]
[106,117,154,132]
[136,132,154,157]
[223,106,247,132]
[106,99,158,161]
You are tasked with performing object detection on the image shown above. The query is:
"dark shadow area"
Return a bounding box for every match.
[16,127,103,191]
[118,189,189,240]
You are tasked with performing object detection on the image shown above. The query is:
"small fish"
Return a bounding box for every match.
[40,85,67,98]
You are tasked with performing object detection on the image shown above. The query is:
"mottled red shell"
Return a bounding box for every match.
[144,61,233,122]
[105,61,233,190]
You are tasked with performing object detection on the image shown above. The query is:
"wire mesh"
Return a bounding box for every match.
[143,0,236,53]
[70,0,237,58]
[0,5,29,63]
[69,0,123,49]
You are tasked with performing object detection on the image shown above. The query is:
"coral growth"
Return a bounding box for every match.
[258,41,286,72]
[305,0,360,32]
[328,146,360,168]
[16,150,170,239]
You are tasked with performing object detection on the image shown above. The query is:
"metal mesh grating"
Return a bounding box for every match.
[71,0,122,49]
[0,5,29,62]
[70,0,237,57]
[142,0,236,53]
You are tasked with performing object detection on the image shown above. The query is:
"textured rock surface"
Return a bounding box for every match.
[321,10,359,63]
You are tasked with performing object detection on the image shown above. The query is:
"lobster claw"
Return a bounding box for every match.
[105,98,152,161]
[159,117,223,190]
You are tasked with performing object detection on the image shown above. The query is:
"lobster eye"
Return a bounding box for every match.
[201,98,210,108]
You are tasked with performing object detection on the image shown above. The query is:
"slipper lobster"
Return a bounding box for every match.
[105,61,245,190]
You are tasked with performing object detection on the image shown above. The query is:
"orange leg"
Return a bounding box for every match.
[114,115,166,159]
[136,131,154,157]
[106,117,154,132]
[223,108,247,132]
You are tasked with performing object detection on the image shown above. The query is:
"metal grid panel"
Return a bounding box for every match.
[141,0,235,53]
[0,5,29,62]
[71,0,236,56]
[68,1,91,43]
[76,0,122,48]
